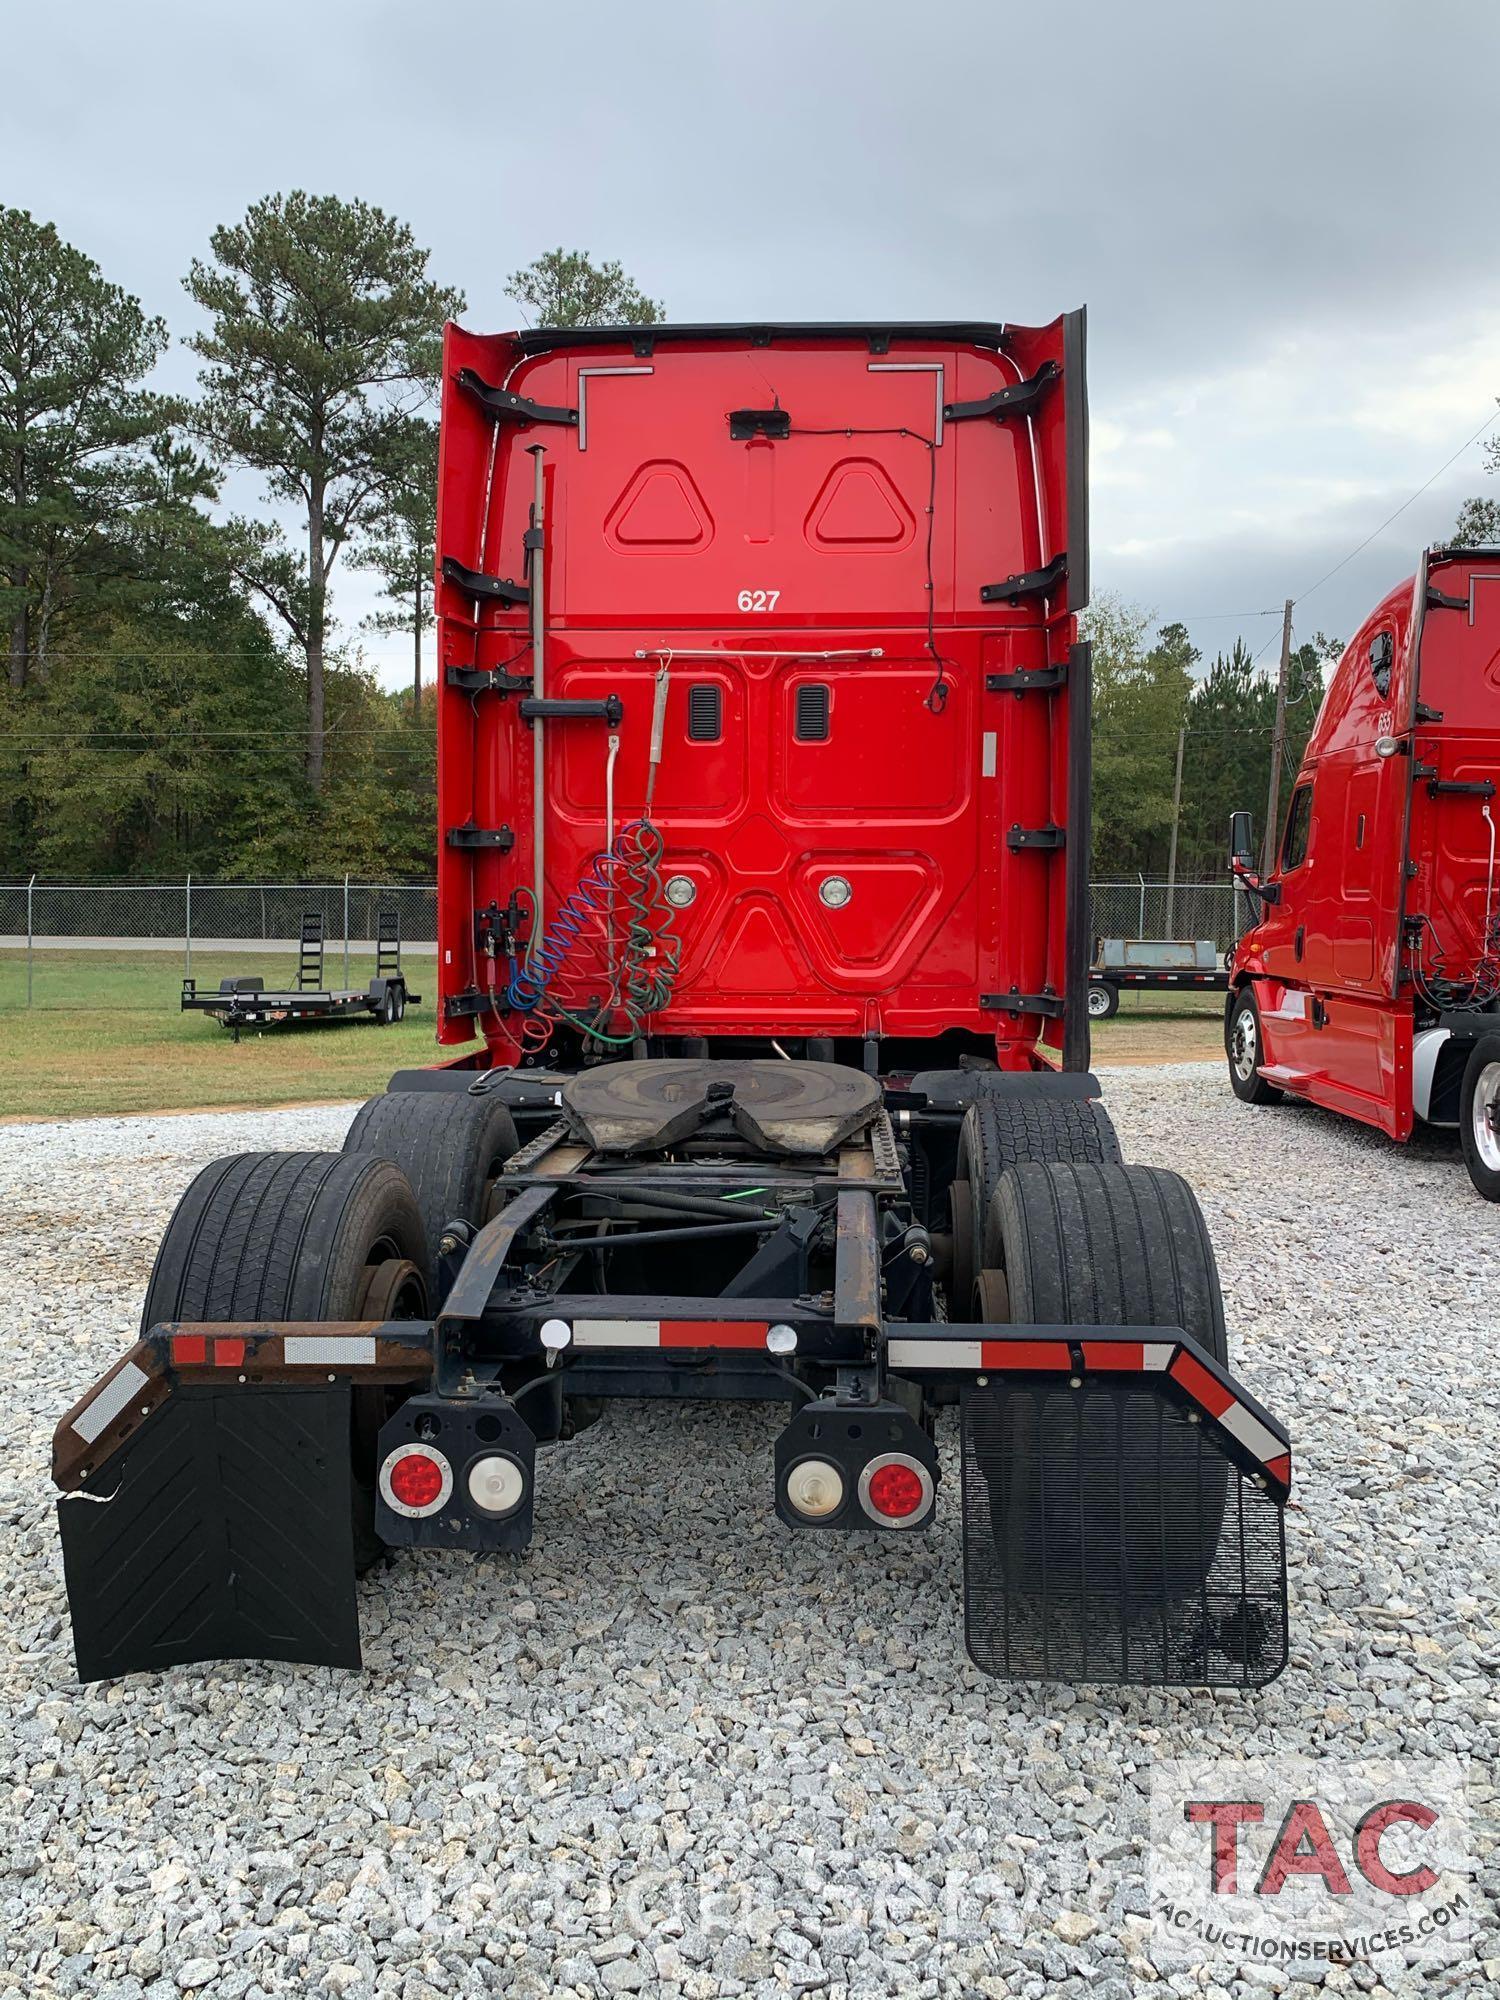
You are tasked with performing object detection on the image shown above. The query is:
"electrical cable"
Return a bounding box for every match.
[787,425,953,712]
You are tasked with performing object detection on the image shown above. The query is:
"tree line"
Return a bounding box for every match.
[1086,599,1338,883]
[0,197,658,879]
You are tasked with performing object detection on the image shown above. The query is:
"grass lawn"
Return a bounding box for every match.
[0,950,1226,1121]
[0,948,450,1121]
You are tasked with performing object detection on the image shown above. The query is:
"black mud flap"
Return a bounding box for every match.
[960,1379,1287,1687]
[58,1385,360,1682]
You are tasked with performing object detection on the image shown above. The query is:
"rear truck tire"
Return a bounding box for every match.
[1458,1032,1500,1201]
[981,1159,1228,1598]
[950,1093,1124,1307]
[989,1160,1227,1363]
[342,1087,521,1300]
[1226,986,1283,1105]
[963,1163,1285,1685]
[142,1150,428,1573]
[1087,981,1119,1020]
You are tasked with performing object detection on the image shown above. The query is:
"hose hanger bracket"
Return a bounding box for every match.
[454,368,579,428]
[441,556,530,609]
[944,359,1061,424]
[980,553,1069,606]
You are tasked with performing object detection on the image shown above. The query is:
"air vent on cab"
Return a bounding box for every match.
[688,684,722,742]
[795,684,830,743]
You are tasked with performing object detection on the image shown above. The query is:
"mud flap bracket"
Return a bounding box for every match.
[58,1384,360,1683]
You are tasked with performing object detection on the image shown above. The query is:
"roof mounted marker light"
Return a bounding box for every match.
[380,1443,453,1518]
[784,1457,845,1519]
[858,1453,934,1528]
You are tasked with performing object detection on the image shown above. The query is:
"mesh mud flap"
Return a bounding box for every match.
[960,1379,1287,1687]
[58,1384,360,1682]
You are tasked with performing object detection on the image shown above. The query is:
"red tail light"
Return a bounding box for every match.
[859,1453,934,1528]
[380,1444,453,1518]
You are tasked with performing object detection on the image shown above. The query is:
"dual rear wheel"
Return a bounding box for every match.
[141,1087,524,1570]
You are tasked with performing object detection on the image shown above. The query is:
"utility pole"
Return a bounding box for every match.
[1165,723,1186,935]
[1261,598,1294,876]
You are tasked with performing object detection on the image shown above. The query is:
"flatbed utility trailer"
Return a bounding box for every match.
[1087,937,1229,1018]
[180,909,419,1041]
[55,317,1291,1690]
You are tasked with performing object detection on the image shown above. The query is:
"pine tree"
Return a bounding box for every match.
[185,193,463,791]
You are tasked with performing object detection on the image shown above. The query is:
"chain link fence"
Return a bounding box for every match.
[1,880,437,1011]
[1,876,1244,1011]
[1088,880,1248,959]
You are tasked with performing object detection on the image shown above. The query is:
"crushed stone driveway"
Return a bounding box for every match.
[0,1067,1495,1998]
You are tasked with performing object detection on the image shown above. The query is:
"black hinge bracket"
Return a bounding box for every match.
[445,664,533,696]
[986,662,1067,694]
[518,695,624,726]
[455,369,578,428]
[1427,777,1497,799]
[729,407,791,440]
[1413,761,1438,781]
[446,822,516,852]
[945,359,1060,425]
[1426,584,1468,612]
[444,989,507,1020]
[1006,823,1065,851]
[981,990,1065,1019]
[1415,700,1445,723]
[441,556,530,608]
[981,553,1068,605]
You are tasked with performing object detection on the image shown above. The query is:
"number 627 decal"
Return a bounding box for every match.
[736,588,781,612]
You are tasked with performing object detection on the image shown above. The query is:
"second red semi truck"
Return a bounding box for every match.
[1228,548,1500,1199]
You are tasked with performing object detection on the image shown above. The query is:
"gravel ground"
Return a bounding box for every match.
[0,1069,1495,2000]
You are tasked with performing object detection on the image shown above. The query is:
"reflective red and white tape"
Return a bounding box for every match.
[885,1335,1290,1490]
[570,1319,771,1350]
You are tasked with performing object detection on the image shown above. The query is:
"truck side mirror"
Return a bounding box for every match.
[1228,809,1255,869]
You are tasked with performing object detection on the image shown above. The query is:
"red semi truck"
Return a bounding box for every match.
[1227,549,1500,1199]
[53,317,1290,1689]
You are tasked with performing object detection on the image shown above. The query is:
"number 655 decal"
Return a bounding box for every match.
[736,589,781,612]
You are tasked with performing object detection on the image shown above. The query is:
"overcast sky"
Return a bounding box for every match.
[5,0,1498,685]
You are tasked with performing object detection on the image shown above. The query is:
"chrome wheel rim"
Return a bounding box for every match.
[1473,1061,1500,1173]
[1231,1007,1258,1082]
[1087,986,1111,1018]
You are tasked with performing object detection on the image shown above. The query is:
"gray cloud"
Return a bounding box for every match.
[5,0,1497,676]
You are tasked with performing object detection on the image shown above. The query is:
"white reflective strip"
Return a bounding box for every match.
[887,1338,982,1370]
[1218,1401,1287,1466]
[284,1335,378,1367]
[1142,1343,1175,1371]
[72,1361,149,1443]
[572,1319,660,1348]
[981,731,997,778]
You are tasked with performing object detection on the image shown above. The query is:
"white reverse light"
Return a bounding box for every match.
[664,875,697,907]
[819,875,853,909]
[766,1323,799,1355]
[785,1457,845,1519]
[466,1453,528,1518]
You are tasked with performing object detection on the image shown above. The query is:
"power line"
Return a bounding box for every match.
[1295,403,1498,608]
